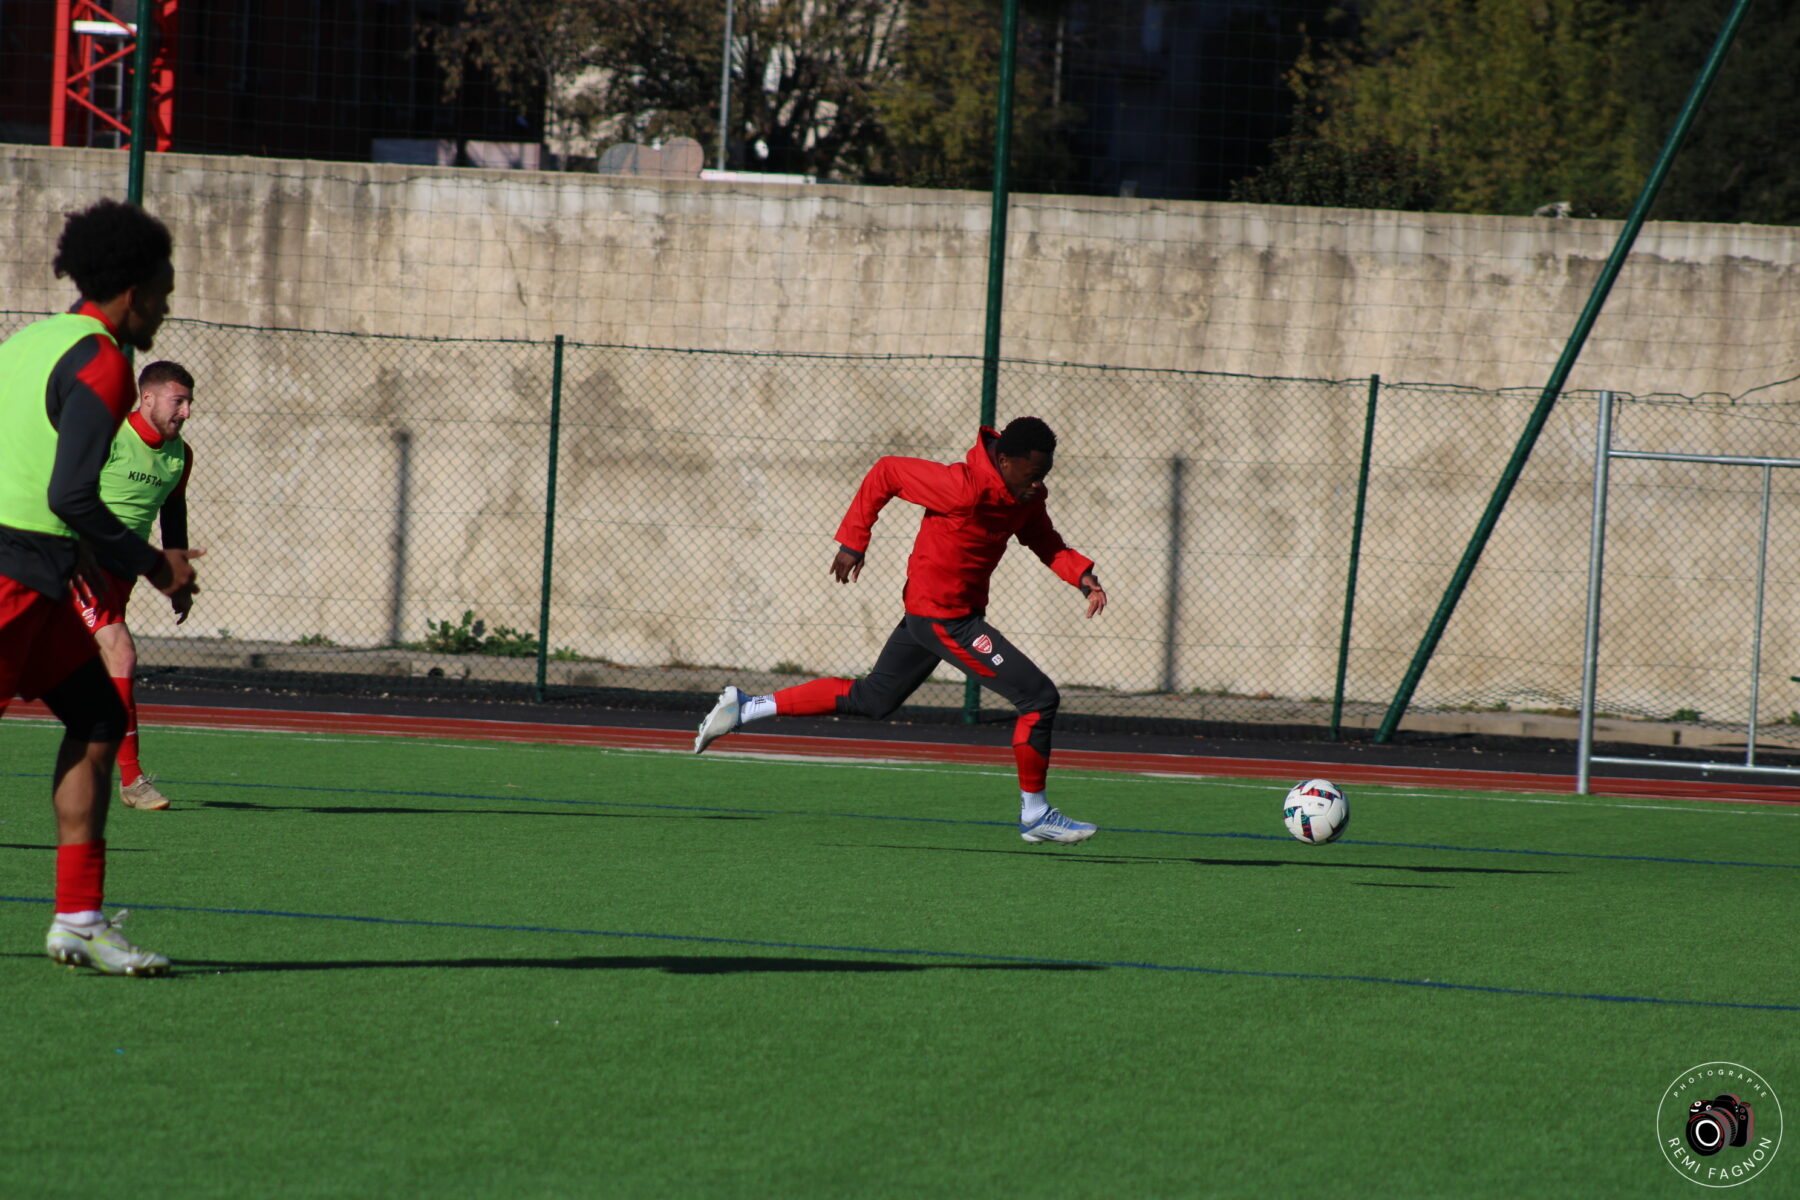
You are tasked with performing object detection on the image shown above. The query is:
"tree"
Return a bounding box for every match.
[425,0,904,180]
[1242,0,1800,222]
[1229,134,1443,210]
[869,0,1076,190]
[1274,0,1644,215]
[1627,0,1800,224]
[421,0,609,168]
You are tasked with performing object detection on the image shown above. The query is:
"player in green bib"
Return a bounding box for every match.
[0,199,202,977]
[71,361,197,811]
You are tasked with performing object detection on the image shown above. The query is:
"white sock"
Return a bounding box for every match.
[54,910,105,928]
[740,694,777,723]
[1020,790,1049,824]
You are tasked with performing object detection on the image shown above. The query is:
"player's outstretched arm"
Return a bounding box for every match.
[1079,571,1108,619]
[831,546,864,584]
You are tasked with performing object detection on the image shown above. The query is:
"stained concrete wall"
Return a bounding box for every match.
[4,146,1799,718]
[5,147,1798,395]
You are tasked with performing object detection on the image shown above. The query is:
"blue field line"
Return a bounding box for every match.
[5,769,1798,871]
[3,893,1795,1012]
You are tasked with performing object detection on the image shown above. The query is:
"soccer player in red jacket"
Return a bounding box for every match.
[694,416,1109,844]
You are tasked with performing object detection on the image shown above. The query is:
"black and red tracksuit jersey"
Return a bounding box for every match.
[834,427,1094,619]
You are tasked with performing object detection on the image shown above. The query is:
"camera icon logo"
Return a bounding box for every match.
[1687,1094,1755,1156]
[1659,1062,1782,1188]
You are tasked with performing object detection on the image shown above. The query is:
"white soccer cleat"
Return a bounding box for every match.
[46,910,171,976]
[1020,808,1097,845]
[121,775,171,810]
[694,686,745,754]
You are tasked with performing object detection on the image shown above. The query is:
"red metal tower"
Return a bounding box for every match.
[49,0,178,150]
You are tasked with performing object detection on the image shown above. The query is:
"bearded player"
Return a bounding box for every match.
[70,359,197,811]
[694,416,1109,844]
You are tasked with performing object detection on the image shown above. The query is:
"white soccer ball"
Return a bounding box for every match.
[1282,778,1349,844]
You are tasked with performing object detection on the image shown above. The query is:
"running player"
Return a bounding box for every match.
[0,199,202,975]
[71,359,197,811]
[693,416,1109,844]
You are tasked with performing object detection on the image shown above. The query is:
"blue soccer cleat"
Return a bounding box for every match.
[1020,808,1097,845]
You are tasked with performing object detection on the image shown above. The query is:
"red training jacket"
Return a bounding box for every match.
[833,427,1095,618]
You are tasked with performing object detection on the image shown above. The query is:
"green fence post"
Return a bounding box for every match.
[125,13,154,206]
[1374,0,1756,743]
[536,335,565,702]
[964,0,1021,726]
[1331,375,1379,741]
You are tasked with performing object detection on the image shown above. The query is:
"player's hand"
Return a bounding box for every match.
[148,546,205,599]
[171,587,193,625]
[70,541,112,604]
[1080,573,1107,619]
[831,547,864,584]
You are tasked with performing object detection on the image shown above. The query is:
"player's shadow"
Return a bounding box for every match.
[194,799,760,821]
[170,955,1104,976]
[0,842,150,852]
[854,844,1563,876]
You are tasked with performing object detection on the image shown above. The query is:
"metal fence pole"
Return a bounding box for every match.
[716,0,735,171]
[1576,392,1615,795]
[1746,464,1773,766]
[386,429,413,648]
[1331,375,1379,740]
[1160,456,1186,694]
[126,10,154,205]
[536,335,565,702]
[964,0,1020,726]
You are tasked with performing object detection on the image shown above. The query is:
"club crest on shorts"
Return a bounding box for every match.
[972,634,994,654]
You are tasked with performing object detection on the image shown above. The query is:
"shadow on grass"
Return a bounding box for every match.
[167,954,1105,976]
[0,843,150,852]
[850,844,1563,876]
[195,800,760,820]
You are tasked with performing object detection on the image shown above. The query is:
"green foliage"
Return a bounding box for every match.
[1628,0,1800,224]
[293,633,338,648]
[1274,0,1643,215]
[771,660,807,676]
[419,610,582,660]
[1670,707,1702,723]
[425,0,904,181]
[1257,0,1800,221]
[870,0,1075,190]
[425,0,1090,188]
[480,624,541,658]
[423,610,489,655]
[1230,134,1443,209]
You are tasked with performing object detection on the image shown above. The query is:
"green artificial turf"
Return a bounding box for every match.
[1,719,1794,1197]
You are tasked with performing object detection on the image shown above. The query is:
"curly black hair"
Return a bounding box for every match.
[52,199,172,303]
[996,416,1057,457]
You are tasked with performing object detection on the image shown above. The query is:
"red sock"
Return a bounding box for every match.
[55,840,107,914]
[111,674,141,785]
[774,677,853,715]
[1012,712,1049,793]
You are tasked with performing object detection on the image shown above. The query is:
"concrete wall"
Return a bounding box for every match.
[4,147,1800,720]
[4,146,1798,396]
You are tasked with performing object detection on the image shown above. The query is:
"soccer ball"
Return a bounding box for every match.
[1283,778,1349,844]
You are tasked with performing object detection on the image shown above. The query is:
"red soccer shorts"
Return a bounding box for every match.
[0,573,101,701]
[71,567,134,632]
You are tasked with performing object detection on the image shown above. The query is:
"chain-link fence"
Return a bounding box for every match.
[8,309,1800,742]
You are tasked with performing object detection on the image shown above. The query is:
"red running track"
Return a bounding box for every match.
[10,699,1800,806]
